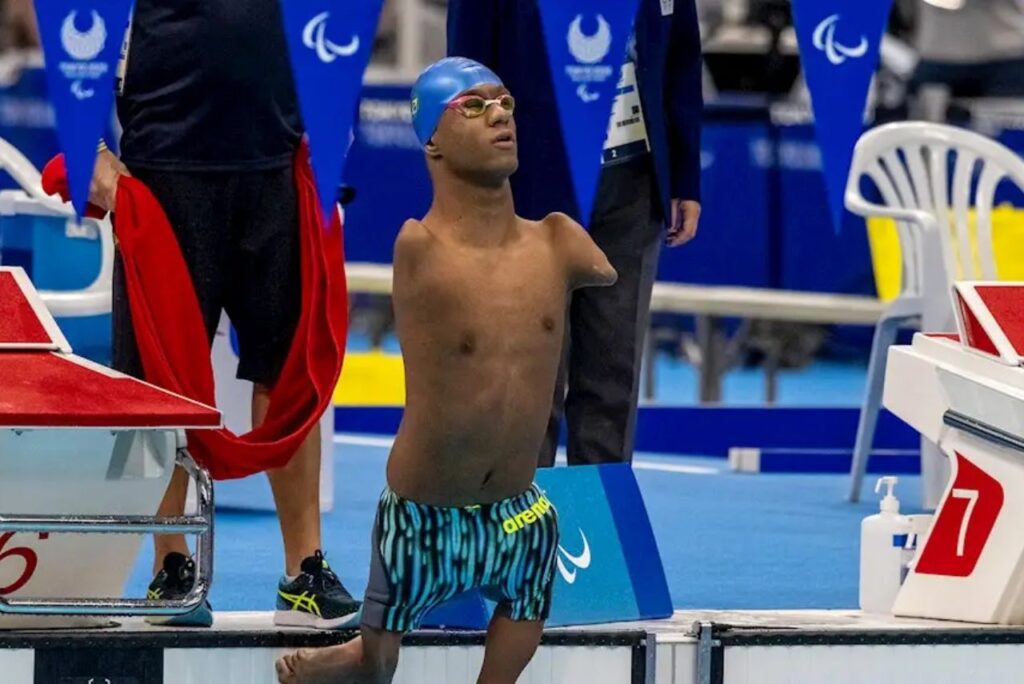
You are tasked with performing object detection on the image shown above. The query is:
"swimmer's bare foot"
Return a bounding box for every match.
[276,645,356,683]
[275,650,298,683]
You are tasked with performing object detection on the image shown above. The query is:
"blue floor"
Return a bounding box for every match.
[125,440,924,612]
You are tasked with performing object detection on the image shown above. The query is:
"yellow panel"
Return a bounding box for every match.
[866,216,904,302]
[334,350,405,406]
[866,204,1024,302]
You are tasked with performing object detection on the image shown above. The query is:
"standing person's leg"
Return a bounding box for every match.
[230,168,320,571]
[564,159,662,465]
[253,391,323,576]
[113,249,191,566]
[115,168,234,625]
[225,166,359,628]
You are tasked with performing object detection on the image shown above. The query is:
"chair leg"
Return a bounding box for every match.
[849,316,905,502]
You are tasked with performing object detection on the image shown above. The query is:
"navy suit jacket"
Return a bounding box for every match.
[447,0,703,224]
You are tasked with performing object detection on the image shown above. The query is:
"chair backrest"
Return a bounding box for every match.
[0,136,45,199]
[0,136,114,317]
[845,122,1024,322]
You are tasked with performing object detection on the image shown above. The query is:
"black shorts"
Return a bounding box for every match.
[112,165,301,386]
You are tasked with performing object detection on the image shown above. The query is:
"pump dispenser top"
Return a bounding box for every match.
[875,476,900,514]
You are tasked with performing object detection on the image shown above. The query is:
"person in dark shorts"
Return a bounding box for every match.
[89,0,359,629]
[275,57,617,684]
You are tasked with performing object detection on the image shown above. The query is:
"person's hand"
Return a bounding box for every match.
[667,198,700,247]
[89,148,129,213]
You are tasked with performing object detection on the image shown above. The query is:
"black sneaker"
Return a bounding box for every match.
[145,552,213,627]
[274,550,361,629]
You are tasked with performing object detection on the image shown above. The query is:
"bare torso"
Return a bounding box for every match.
[385,213,609,506]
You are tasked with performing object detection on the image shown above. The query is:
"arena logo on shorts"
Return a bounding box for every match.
[501,496,553,535]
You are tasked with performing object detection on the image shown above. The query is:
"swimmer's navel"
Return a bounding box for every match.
[542,316,556,332]
[459,333,476,355]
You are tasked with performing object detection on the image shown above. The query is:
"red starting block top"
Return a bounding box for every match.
[0,267,220,429]
[0,270,64,349]
[0,352,221,428]
[975,285,1024,357]
[953,283,1024,366]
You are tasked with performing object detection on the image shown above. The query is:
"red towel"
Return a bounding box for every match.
[41,145,348,480]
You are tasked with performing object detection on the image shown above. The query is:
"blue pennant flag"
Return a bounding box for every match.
[35,0,133,217]
[536,0,642,227]
[791,0,893,232]
[281,0,384,225]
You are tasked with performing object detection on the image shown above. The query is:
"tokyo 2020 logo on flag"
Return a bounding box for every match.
[537,0,641,227]
[35,0,133,217]
[281,0,385,226]
[59,9,107,101]
[791,0,893,232]
[566,14,614,104]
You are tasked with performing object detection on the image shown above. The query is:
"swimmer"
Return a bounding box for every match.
[276,57,617,684]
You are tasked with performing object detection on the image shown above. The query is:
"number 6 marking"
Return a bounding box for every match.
[0,532,39,594]
[951,488,979,557]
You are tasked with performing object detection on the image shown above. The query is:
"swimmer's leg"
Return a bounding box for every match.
[477,613,545,684]
[276,627,402,684]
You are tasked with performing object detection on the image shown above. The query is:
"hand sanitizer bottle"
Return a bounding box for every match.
[859,476,913,614]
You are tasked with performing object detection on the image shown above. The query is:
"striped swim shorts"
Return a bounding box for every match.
[361,483,560,633]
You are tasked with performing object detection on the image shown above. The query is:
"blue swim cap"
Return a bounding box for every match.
[411,57,504,146]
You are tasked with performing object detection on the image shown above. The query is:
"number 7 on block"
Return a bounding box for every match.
[951,488,979,558]
[914,453,1004,577]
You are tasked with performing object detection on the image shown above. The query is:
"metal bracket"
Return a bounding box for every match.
[695,620,721,684]
[0,449,214,617]
[644,630,657,684]
[944,410,1024,453]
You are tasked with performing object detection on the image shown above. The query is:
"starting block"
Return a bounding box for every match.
[0,267,221,627]
[885,281,1024,624]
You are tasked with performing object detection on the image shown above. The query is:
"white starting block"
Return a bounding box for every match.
[885,281,1024,624]
[0,267,221,627]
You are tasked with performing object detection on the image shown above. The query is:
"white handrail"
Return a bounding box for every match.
[346,261,884,324]
[0,189,115,318]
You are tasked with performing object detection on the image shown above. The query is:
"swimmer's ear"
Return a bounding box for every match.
[425,138,442,159]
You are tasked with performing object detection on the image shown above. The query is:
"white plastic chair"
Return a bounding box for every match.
[845,121,1024,506]
[0,137,113,318]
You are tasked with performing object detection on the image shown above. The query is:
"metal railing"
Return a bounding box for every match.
[0,449,214,617]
